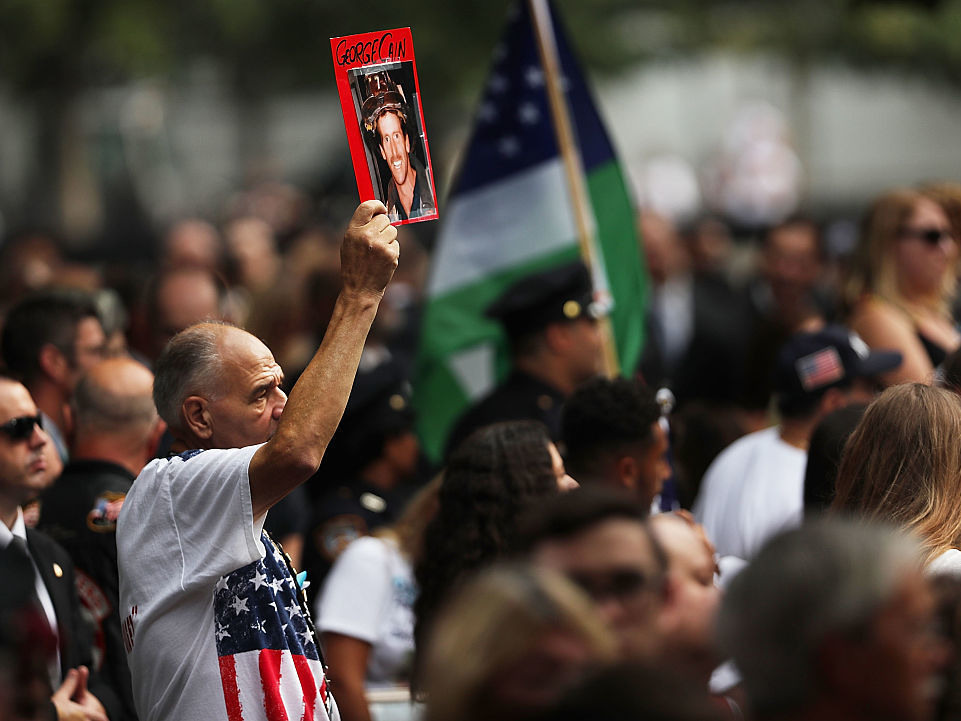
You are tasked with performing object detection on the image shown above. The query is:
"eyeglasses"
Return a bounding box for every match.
[899,227,955,245]
[0,415,43,441]
[568,569,660,603]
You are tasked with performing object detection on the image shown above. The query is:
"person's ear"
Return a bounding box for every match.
[405,133,411,155]
[182,396,213,441]
[39,343,70,385]
[616,455,639,490]
[380,144,386,160]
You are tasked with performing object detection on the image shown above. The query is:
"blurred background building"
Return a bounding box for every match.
[0,0,959,257]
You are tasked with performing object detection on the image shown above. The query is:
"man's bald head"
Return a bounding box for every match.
[153,322,230,433]
[74,357,159,437]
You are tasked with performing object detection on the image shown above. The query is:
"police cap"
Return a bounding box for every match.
[485,260,600,341]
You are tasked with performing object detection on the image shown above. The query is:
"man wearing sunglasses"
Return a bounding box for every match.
[116,201,398,721]
[0,373,116,720]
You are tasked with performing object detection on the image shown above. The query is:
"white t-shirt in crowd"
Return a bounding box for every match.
[117,445,338,721]
[693,426,807,565]
[316,536,416,686]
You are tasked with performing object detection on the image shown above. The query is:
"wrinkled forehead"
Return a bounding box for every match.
[0,379,38,423]
[216,327,281,382]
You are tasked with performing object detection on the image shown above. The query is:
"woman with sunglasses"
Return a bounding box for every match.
[843,187,959,384]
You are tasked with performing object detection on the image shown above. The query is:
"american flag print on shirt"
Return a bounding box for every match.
[214,532,334,721]
[795,347,844,391]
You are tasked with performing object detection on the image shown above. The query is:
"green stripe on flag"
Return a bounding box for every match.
[414,245,581,462]
[587,159,647,372]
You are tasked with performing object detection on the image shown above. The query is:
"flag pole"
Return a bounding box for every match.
[527,0,620,377]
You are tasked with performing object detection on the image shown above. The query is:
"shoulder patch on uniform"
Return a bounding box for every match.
[86,492,127,532]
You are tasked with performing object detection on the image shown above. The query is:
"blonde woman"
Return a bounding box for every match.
[830,383,961,574]
[421,564,617,721]
[844,188,959,384]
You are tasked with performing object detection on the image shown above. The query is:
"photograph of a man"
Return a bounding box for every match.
[360,70,437,223]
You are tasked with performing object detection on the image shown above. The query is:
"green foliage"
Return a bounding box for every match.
[2,1,960,111]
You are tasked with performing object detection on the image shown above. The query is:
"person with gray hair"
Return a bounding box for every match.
[116,201,398,721]
[719,519,948,721]
[39,356,166,721]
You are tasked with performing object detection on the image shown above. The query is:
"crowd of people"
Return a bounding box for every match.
[0,177,961,721]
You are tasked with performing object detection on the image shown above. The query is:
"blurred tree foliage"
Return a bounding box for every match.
[3,0,960,105]
[1,0,958,229]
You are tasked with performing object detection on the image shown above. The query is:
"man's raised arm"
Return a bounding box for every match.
[248,200,398,517]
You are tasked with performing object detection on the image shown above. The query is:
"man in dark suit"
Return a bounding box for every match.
[638,209,750,408]
[0,372,115,720]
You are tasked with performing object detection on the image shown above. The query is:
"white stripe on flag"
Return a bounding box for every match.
[230,650,328,721]
[449,343,496,402]
[427,158,578,297]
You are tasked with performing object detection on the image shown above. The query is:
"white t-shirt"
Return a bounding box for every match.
[316,536,416,686]
[693,426,807,565]
[117,446,338,721]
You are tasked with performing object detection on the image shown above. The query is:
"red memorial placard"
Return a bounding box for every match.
[331,28,439,225]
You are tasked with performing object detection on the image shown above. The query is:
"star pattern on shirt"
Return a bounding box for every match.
[230,595,249,616]
[250,568,268,591]
[213,532,320,660]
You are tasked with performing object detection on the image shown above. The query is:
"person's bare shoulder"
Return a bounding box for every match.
[849,296,934,384]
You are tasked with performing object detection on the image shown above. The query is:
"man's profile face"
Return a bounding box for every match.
[67,316,108,390]
[562,317,605,385]
[636,421,671,508]
[377,112,411,188]
[204,328,287,450]
[0,379,52,507]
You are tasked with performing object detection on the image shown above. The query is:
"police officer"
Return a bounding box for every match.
[444,260,606,458]
[38,357,165,721]
[305,363,421,594]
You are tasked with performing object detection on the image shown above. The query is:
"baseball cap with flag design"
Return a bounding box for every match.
[774,325,902,406]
